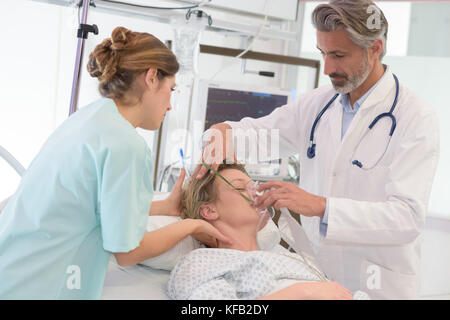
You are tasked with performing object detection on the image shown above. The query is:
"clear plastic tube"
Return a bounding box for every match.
[246,180,275,231]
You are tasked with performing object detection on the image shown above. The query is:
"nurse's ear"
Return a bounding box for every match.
[199,204,219,221]
[144,67,158,91]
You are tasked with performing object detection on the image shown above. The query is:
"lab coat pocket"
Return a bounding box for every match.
[350,115,393,170]
[350,165,390,199]
[360,259,417,300]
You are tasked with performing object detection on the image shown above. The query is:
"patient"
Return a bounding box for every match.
[167,163,356,300]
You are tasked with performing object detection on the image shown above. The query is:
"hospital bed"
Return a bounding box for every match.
[0,159,301,300]
[101,192,172,300]
[2,147,447,300]
[100,193,296,300]
[102,257,170,300]
[101,189,302,300]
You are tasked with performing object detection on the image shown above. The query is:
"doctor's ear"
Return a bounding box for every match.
[199,204,219,221]
[368,39,383,61]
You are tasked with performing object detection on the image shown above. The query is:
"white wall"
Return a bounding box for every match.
[0,0,65,200]
[420,217,450,297]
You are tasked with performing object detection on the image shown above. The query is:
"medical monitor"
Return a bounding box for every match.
[190,80,294,179]
[203,84,291,131]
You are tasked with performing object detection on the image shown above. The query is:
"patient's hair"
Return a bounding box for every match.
[87,26,179,105]
[181,163,248,220]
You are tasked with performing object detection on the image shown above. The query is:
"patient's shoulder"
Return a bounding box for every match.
[187,247,239,257]
[176,248,241,269]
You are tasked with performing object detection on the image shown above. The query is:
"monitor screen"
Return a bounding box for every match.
[203,86,290,131]
[189,80,293,177]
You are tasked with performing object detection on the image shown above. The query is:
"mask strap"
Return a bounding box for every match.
[200,161,253,203]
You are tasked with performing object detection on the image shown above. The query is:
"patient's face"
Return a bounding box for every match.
[212,169,261,229]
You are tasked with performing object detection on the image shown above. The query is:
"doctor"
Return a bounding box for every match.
[196,0,440,299]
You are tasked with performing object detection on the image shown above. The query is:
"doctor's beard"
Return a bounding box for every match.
[329,51,371,94]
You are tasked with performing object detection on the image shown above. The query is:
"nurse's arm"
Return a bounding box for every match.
[113,219,230,267]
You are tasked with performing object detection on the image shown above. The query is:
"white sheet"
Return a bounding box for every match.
[102,257,170,300]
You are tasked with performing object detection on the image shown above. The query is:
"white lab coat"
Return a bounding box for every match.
[225,66,440,299]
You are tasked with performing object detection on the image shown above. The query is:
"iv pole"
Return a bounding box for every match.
[69,0,98,116]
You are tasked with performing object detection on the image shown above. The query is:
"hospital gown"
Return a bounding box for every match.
[167,245,328,300]
[0,98,153,299]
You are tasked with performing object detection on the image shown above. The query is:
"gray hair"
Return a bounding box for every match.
[312,0,388,61]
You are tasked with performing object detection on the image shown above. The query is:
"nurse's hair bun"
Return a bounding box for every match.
[87,26,179,104]
[87,38,116,82]
[110,26,133,50]
[87,27,133,83]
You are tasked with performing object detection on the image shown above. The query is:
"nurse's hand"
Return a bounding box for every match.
[190,219,232,248]
[254,181,326,218]
[164,168,186,216]
[194,123,236,180]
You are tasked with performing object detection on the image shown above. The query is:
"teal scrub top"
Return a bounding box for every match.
[0,98,154,299]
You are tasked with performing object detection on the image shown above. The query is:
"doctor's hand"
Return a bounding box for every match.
[163,168,186,216]
[194,123,236,180]
[254,181,326,218]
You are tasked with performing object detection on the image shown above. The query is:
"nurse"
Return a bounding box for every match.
[196,0,440,299]
[0,26,229,299]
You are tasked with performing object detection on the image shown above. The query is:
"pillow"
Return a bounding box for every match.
[257,218,281,251]
[139,216,200,271]
[139,215,281,271]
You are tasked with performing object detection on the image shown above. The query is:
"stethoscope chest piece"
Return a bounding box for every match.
[307,142,316,159]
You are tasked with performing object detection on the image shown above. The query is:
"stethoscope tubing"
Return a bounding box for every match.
[307,74,399,169]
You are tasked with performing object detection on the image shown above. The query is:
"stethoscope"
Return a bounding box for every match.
[307,74,399,170]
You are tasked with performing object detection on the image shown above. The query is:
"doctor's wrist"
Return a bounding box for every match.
[313,196,326,219]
